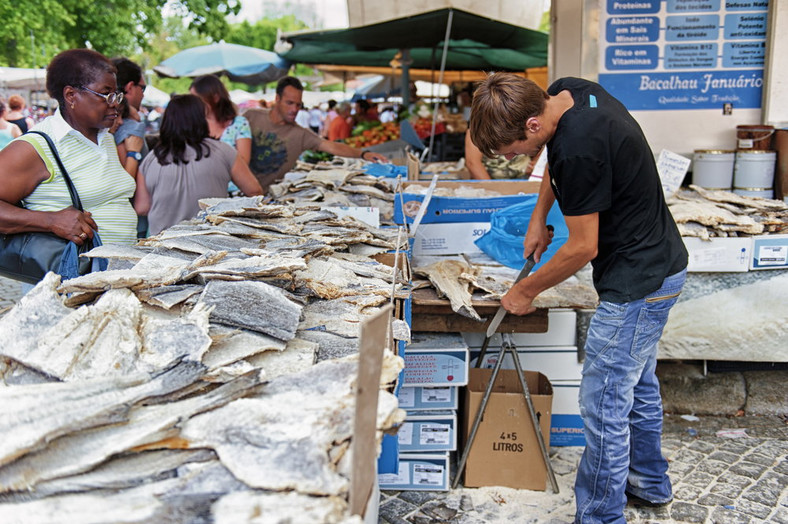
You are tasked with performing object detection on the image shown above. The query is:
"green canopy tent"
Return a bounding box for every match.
[277,8,548,159]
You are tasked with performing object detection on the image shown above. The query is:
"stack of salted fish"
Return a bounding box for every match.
[0,197,410,523]
[268,165,398,223]
[668,185,788,240]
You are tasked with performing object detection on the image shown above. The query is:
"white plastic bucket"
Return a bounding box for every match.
[733,188,774,199]
[692,150,735,189]
[733,150,777,190]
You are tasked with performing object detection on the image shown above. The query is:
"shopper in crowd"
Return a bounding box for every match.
[244,76,387,190]
[352,99,378,125]
[464,130,538,180]
[470,73,688,524]
[5,95,35,134]
[189,75,251,166]
[295,102,311,129]
[0,48,138,254]
[0,98,22,150]
[134,94,262,236]
[111,57,149,237]
[322,99,338,138]
[327,102,352,141]
[308,104,323,134]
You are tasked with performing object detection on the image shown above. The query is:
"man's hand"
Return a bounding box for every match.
[362,151,387,163]
[500,281,537,316]
[523,222,554,263]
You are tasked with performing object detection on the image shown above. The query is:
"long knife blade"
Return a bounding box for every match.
[485,254,537,338]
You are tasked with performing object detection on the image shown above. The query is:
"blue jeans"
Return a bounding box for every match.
[574,268,686,524]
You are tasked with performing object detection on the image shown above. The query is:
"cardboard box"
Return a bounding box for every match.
[549,381,584,447]
[398,410,457,452]
[463,368,553,490]
[398,386,458,411]
[378,452,450,491]
[411,222,490,256]
[683,237,751,272]
[463,309,578,347]
[394,180,540,224]
[470,346,583,382]
[750,234,788,270]
[403,332,470,387]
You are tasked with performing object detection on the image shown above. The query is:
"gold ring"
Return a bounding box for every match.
[79,232,87,239]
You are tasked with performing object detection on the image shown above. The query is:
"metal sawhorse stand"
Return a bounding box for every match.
[452,333,559,492]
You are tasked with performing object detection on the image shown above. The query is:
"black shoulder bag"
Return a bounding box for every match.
[0,131,104,284]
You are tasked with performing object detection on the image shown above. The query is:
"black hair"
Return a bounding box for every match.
[153,94,211,166]
[111,57,143,92]
[327,99,337,109]
[46,49,116,107]
[276,76,303,97]
[190,75,237,123]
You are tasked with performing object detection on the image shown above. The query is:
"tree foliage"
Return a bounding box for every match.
[0,0,240,67]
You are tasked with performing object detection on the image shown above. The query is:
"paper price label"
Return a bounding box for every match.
[421,387,451,403]
[757,245,787,266]
[397,387,416,408]
[414,463,444,486]
[420,424,450,445]
[398,423,414,445]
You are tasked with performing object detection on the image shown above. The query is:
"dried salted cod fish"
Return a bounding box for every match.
[0,370,260,494]
[295,257,393,299]
[302,330,359,363]
[198,195,266,214]
[212,490,349,524]
[203,326,286,370]
[9,288,143,380]
[339,183,395,202]
[190,253,307,281]
[136,284,205,310]
[242,237,334,259]
[677,221,712,240]
[279,186,326,203]
[0,273,70,365]
[58,253,192,294]
[138,302,213,372]
[668,199,764,234]
[299,295,388,338]
[246,337,317,380]
[205,215,303,236]
[0,358,54,387]
[302,168,356,188]
[203,202,294,219]
[0,360,204,468]
[414,259,482,321]
[198,280,302,341]
[331,252,406,283]
[81,244,153,261]
[348,243,391,257]
[181,357,402,496]
[689,184,788,211]
[24,448,216,498]
[150,233,262,255]
[293,208,340,223]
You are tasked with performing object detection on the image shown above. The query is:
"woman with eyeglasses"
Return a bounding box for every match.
[132,94,262,236]
[0,48,138,277]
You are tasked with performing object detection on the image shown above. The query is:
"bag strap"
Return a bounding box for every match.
[27,130,84,212]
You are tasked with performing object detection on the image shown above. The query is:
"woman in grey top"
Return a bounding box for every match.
[133,94,262,235]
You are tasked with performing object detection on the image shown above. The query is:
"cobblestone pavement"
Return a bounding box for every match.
[380,414,788,523]
[0,276,22,312]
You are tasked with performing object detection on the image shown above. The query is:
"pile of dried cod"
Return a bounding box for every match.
[669,185,788,240]
[0,197,410,523]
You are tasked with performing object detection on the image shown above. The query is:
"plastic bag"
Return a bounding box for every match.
[363,163,407,178]
[474,197,568,271]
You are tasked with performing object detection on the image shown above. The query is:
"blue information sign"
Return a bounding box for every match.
[666,0,720,13]
[665,15,720,41]
[598,70,763,110]
[607,0,660,15]
[606,16,660,43]
[606,45,660,69]
[664,43,718,69]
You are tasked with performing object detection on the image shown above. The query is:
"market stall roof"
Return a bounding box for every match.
[276,8,548,71]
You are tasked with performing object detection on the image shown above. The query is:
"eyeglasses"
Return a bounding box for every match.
[78,86,124,106]
[136,83,147,93]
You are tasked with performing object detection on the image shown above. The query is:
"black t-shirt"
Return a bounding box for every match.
[546,77,687,302]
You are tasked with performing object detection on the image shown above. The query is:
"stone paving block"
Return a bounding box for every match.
[670,501,709,522]
[744,451,777,467]
[729,460,768,479]
[709,479,750,499]
[698,493,735,507]
[719,439,761,455]
[420,500,459,521]
[398,491,446,507]
[687,440,716,454]
[708,450,741,463]
[379,497,419,522]
[696,459,730,476]
[755,439,788,459]
[674,483,705,501]
[668,459,698,478]
[735,497,773,520]
[683,469,717,489]
[710,506,753,524]
[770,506,788,524]
[741,474,785,507]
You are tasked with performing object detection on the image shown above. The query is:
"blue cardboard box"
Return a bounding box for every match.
[394,180,540,224]
[378,452,450,491]
[403,332,469,387]
[398,386,459,411]
[398,410,457,452]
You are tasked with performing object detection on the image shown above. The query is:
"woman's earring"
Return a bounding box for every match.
[70,102,75,109]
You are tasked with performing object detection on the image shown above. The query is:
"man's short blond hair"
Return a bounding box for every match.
[469,73,549,157]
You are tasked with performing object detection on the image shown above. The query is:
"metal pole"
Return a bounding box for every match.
[427,9,453,162]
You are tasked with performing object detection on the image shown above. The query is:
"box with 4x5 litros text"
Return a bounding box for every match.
[463,368,553,490]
